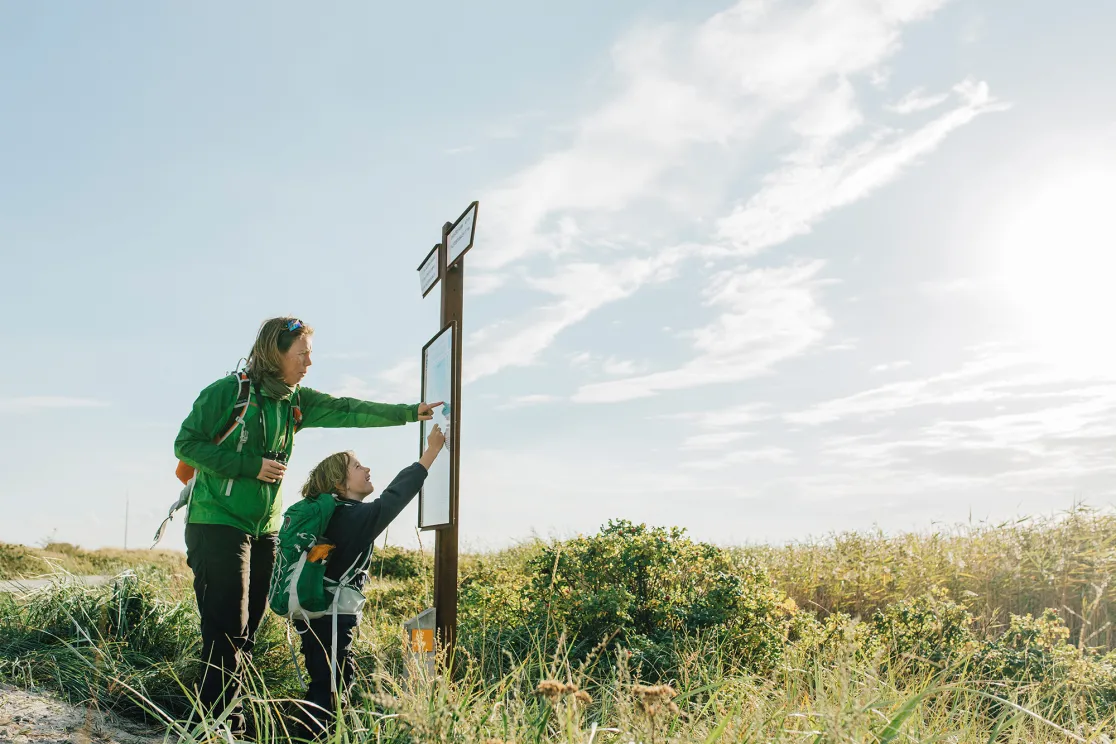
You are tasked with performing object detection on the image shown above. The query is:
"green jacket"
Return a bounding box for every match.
[175,375,418,536]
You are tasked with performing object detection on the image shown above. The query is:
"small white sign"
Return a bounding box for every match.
[446,202,478,267]
[418,246,440,296]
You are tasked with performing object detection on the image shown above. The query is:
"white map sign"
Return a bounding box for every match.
[419,323,454,529]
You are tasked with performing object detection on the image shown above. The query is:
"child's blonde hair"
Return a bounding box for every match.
[301,451,353,499]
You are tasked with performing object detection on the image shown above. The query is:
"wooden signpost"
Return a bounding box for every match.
[415,200,478,659]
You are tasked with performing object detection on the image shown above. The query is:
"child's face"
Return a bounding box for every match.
[341,456,375,500]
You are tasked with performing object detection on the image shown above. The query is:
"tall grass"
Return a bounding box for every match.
[748,505,1116,650]
[0,541,188,580]
[3,583,1112,743]
[2,508,1116,742]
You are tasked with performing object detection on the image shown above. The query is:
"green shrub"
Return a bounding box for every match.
[869,588,976,674]
[523,520,792,678]
[368,546,425,581]
[0,543,48,579]
[969,610,1116,721]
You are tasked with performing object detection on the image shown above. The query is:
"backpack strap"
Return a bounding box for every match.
[214,371,253,445]
[292,389,304,433]
[174,371,253,486]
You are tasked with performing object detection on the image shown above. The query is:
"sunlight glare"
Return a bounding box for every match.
[990,167,1116,374]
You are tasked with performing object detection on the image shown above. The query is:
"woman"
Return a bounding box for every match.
[174,316,438,735]
[291,424,446,738]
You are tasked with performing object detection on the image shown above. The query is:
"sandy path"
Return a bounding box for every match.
[0,684,165,744]
[0,576,113,594]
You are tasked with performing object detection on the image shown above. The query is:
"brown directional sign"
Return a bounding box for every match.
[417,244,441,297]
[418,201,477,663]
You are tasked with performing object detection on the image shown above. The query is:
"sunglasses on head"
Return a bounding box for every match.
[282,319,304,333]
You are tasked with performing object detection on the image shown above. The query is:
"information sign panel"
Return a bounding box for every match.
[419,323,455,530]
[446,201,478,268]
[417,244,440,297]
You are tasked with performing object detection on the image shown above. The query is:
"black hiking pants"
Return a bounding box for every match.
[184,523,276,735]
[293,613,359,738]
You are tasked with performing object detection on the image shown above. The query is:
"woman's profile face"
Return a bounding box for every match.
[279,335,313,385]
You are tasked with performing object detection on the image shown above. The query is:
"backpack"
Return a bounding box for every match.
[269,495,374,619]
[269,494,370,695]
[268,494,340,620]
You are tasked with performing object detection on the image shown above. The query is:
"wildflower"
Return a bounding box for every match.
[574,690,593,706]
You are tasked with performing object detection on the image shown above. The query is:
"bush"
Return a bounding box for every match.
[457,550,537,677]
[367,545,425,581]
[869,588,976,674]
[969,610,1116,721]
[523,520,793,677]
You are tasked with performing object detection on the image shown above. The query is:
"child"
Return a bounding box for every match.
[292,423,446,737]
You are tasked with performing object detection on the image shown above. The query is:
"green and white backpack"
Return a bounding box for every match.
[269,494,371,621]
[269,493,370,693]
[269,493,340,621]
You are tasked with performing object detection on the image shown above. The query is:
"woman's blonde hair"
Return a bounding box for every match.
[246,316,314,382]
[301,451,354,499]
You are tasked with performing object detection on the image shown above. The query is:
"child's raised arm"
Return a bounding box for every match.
[419,424,447,471]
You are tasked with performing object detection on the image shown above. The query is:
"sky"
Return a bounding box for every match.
[2,0,1115,555]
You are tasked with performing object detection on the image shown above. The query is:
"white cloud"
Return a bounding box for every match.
[960,12,985,44]
[786,348,1031,425]
[682,447,795,470]
[601,358,634,376]
[768,342,1116,500]
[872,360,912,373]
[465,273,507,297]
[679,402,772,429]
[477,0,958,272]
[681,431,751,450]
[467,251,684,382]
[498,394,560,410]
[887,87,950,114]
[569,351,593,368]
[714,80,1007,257]
[564,353,644,376]
[573,261,832,402]
[0,397,110,411]
[335,357,419,403]
[461,0,996,393]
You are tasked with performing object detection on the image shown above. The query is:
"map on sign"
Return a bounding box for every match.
[446,202,478,268]
[419,323,454,530]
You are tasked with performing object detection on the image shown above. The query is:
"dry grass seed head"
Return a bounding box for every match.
[633,683,680,717]
[535,680,565,701]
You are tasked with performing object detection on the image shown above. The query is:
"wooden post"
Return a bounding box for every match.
[434,220,463,659]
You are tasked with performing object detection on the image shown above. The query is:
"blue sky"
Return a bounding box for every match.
[3,1,1115,554]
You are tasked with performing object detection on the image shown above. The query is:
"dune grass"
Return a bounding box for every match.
[1,507,1115,742]
[0,541,188,581]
